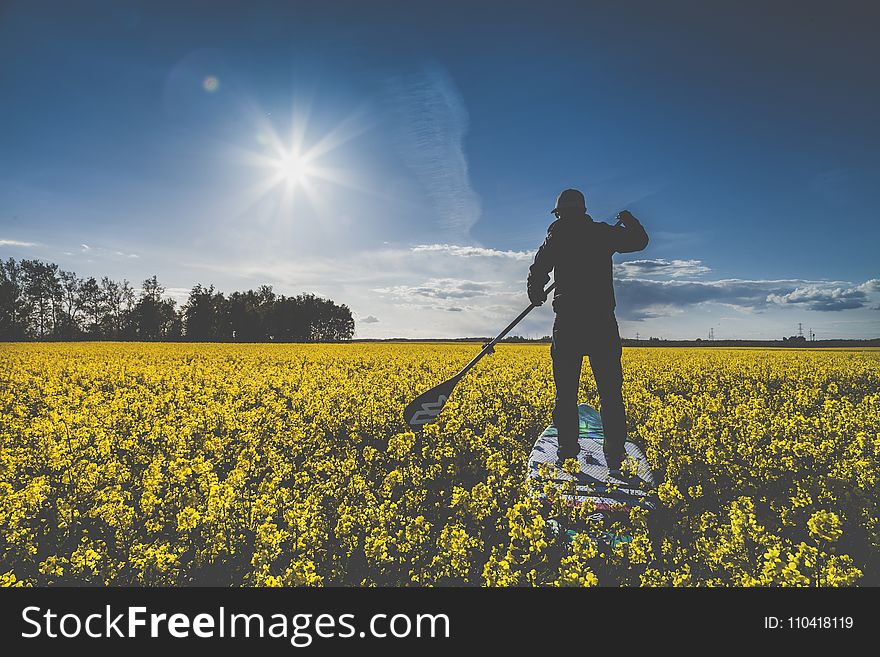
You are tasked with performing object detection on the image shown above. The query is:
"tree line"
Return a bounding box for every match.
[0,258,355,342]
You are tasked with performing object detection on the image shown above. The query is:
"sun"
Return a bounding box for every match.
[232,98,372,220]
[275,150,315,187]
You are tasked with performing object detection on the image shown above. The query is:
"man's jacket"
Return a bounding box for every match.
[527,215,648,315]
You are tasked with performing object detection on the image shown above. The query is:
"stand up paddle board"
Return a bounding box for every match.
[527,403,656,512]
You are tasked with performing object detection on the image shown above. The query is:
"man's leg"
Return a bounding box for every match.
[551,321,583,457]
[587,317,626,469]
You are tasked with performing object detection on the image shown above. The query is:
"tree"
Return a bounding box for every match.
[119,280,136,339]
[58,270,83,339]
[268,293,354,342]
[78,276,105,337]
[163,299,182,340]
[317,299,355,341]
[0,258,30,340]
[101,277,126,338]
[183,284,229,341]
[133,276,180,340]
[133,275,163,340]
[227,289,264,341]
[21,259,61,339]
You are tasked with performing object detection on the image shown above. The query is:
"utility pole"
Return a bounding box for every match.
[635,332,640,341]
[797,322,804,338]
[708,327,714,341]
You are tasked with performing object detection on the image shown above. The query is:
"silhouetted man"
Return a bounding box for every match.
[527,189,648,472]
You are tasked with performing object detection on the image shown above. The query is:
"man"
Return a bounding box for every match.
[527,188,648,472]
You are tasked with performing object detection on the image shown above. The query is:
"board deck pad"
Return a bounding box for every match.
[528,403,656,511]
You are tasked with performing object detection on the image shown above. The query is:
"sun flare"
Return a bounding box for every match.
[233,98,371,220]
[275,150,315,187]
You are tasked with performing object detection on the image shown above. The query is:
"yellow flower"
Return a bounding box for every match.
[807,510,843,543]
[176,506,201,532]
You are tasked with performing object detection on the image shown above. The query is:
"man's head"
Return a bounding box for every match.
[551,188,587,219]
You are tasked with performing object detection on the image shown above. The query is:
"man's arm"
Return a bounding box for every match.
[609,210,648,253]
[527,222,558,305]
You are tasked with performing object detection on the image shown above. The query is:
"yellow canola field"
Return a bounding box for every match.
[1,342,878,586]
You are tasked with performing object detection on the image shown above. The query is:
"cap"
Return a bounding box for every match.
[551,188,586,214]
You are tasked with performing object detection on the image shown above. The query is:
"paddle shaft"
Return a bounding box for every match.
[453,283,556,381]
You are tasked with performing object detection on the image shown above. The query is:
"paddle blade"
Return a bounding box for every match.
[403,377,459,430]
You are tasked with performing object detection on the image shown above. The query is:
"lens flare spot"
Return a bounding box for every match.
[203,75,220,93]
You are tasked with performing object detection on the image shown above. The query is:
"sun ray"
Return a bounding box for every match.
[286,91,314,155]
[301,104,373,162]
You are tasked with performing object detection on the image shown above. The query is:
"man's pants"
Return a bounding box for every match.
[550,311,626,465]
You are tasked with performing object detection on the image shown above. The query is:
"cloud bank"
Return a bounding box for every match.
[615,277,880,320]
[167,241,880,339]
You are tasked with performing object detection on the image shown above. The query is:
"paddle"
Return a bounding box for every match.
[402,217,625,431]
[402,281,555,429]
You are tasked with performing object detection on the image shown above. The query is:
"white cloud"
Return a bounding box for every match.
[412,244,532,260]
[0,239,36,247]
[374,278,499,300]
[616,258,711,278]
[857,279,880,293]
[766,280,876,312]
[360,315,379,323]
[65,243,139,260]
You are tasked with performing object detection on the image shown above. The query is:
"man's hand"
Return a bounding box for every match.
[528,286,547,307]
[616,209,638,227]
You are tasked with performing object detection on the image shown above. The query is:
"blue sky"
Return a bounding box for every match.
[1,0,878,339]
